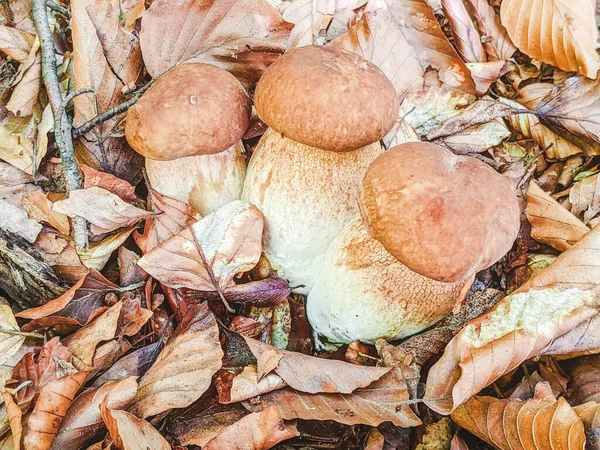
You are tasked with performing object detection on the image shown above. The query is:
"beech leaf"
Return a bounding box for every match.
[451,382,586,450]
[138,200,264,292]
[463,0,516,60]
[139,0,293,88]
[0,302,25,368]
[570,173,600,224]
[441,0,485,63]
[425,224,600,414]
[564,355,600,405]
[130,302,223,418]
[79,228,135,271]
[21,190,70,235]
[81,165,136,202]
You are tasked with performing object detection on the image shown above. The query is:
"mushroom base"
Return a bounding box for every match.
[146,141,246,216]
[242,128,383,294]
[307,217,472,344]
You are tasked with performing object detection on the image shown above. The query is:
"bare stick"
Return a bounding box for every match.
[72,80,153,139]
[32,0,89,251]
[45,0,69,16]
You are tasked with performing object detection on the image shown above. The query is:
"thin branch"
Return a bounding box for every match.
[32,0,89,251]
[45,0,69,16]
[72,80,154,139]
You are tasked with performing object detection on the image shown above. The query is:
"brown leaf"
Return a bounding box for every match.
[71,0,144,180]
[139,0,293,88]
[436,120,510,154]
[564,355,600,405]
[451,382,586,450]
[515,82,555,109]
[184,277,291,308]
[21,190,70,235]
[501,0,599,78]
[217,365,287,404]
[81,165,136,202]
[130,302,223,418]
[463,0,516,60]
[376,0,475,94]
[465,60,505,96]
[424,225,600,414]
[3,391,22,450]
[203,406,298,450]
[0,114,45,175]
[92,341,162,387]
[134,189,198,253]
[53,187,151,235]
[257,368,421,427]
[80,228,135,271]
[16,269,118,328]
[243,337,390,394]
[0,301,25,368]
[441,0,485,63]
[570,173,600,224]
[525,182,589,252]
[138,200,263,292]
[53,377,137,450]
[450,434,469,450]
[574,401,600,450]
[332,7,424,99]
[6,51,41,117]
[34,230,87,284]
[0,25,34,62]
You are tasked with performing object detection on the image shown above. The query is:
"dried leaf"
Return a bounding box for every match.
[185,278,291,308]
[0,115,43,175]
[222,365,287,404]
[92,342,162,387]
[53,187,151,235]
[441,0,485,63]
[436,120,511,154]
[80,228,135,271]
[464,0,516,60]
[204,406,298,450]
[0,199,42,243]
[525,182,589,252]
[6,51,41,117]
[130,302,223,418]
[0,25,34,62]
[134,189,198,253]
[574,401,600,449]
[451,382,585,450]
[515,83,555,110]
[21,190,70,235]
[81,165,136,202]
[34,231,87,283]
[139,0,293,88]
[332,7,424,99]
[257,368,421,427]
[244,337,390,394]
[3,391,22,450]
[570,173,600,224]
[71,0,144,180]
[0,303,25,368]
[16,269,119,328]
[450,434,469,450]
[278,0,336,48]
[465,60,505,96]
[564,355,600,405]
[138,200,263,292]
[501,0,599,78]
[424,225,600,414]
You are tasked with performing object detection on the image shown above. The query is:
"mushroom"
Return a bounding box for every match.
[125,63,251,216]
[242,45,398,294]
[307,142,520,344]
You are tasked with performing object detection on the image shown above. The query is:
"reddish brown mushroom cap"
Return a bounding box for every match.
[359,142,520,283]
[125,63,251,161]
[254,45,399,152]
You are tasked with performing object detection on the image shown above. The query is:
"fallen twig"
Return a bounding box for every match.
[45,0,69,17]
[32,0,89,251]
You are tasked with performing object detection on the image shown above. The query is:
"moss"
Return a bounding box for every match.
[415,418,455,450]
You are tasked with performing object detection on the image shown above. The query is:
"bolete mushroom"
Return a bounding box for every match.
[307,142,520,344]
[125,63,251,216]
[242,45,398,293]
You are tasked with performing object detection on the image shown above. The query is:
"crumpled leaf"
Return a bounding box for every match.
[465,60,506,96]
[203,406,298,450]
[570,173,600,224]
[130,302,223,418]
[21,190,70,235]
[71,0,144,180]
[0,167,43,243]
[99,377,170,450]
[332,7,423,99]
[256,368,421,427]
[139,0,293,88]
[218,365,288,404]
[92,341,162,387]
[0,301,25,368]
[16,269,119,328]
[463,0,516,60]
[564,355,600,405]
[277,0,337,49]
[441,0,485,63]
[451,382,585,450]
[501,0,599,78]
[0,199,41,243]
[138,200,263,292]
[525,182,589,252]
[34,230,88,283]
[436,120,511,154]
[134,189,199,253]
[424,225,600,414]
[244,337,390,394]
[0,25,34,62]
[53,187,151,235]
[80,228,135,271]
[81,165,136,202]
[574,401,600,449]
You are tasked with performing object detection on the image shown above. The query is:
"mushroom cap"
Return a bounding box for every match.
[254,45,399,152]
[125,63,251,161]
[307,217,472,344]
[359,142,520,283]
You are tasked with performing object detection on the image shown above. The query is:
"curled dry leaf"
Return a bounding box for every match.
[424,225,600,414]
[185,277,291,308]
[256,368,421,427]
[464,0,516,60]
[0,114,45,176]
[138,200,264,292]
[139,0,293,88]
[465,60,506,96]
[81,165,136,202]
[21,190,70,235]
[564,355,600,405]
[450,434,469,450]
[3,391,22,450]
[0,24,34,62]
[80,228,135,271]
[441,0,485,63]
[16,269,119,329]
[525,182,589,252]
[332,7,424,99]
[130,302,223,418]
[574,401,600,449]
[134,189,198,253]
[53,187,151,236]
[500,0,599,78]
[243,336,390,394]
[92,341,162,387]
[219,365,288,404]
[570,173,600,224]
[436,120,511,154]
[0,301,25,367]
[71,0,144,180]
[451,382,585,450]
[203,406,298,450]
